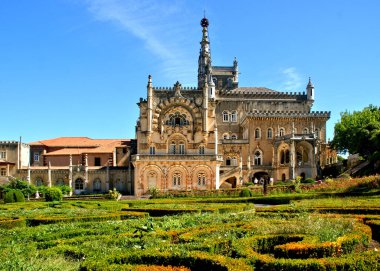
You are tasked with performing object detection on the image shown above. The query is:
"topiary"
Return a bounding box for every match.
[239,188,252,197]
[4,189,25,203]
[45,187,63,202]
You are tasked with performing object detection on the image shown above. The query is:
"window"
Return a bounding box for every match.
[222,111,229,122]
[198,173,206,186]
[0,168,6,176]
[149,146,156,155]
[231,111,237,122]
[223,133,229,140]
[231,134,237,140]
[94,157,101,166]
[285,150,290,164]
[231,157,238,166]
[279,128,285,137]
[267,128,273,139]
[226,157,231,166]
[282,174,286,182]
[280,149,290,164]
[255,128,261,139]
[303,128,309,134]
[179,142,185,154]
[94,179,101,191]
[166,112,189,127]
[169,142,176,154]
[75,179,84,190]
[172,173,181,186]
[0,151,6,159]
[254,151,262,165]
[34,152,40,162]
[199,145,205,155]
[280,150,285,164]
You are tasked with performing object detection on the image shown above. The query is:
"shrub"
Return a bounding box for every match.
[107,188,121,200]
[239,188,252,197]
[301,178,315,184]
[4,189,25,203]
[45,187,63,202]
[56,185,72,196]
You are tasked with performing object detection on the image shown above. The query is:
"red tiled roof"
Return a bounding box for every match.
[29,137,130,148]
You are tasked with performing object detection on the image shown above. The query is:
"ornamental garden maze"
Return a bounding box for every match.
[2,17,379,271]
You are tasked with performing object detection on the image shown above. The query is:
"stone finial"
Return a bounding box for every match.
[174,81,183,97]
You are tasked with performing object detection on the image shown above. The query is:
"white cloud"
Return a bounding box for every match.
[84,0,197,84]
[281,67,303,91]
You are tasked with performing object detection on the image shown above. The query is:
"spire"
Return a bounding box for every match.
[306,77,315,101]
[198,16,212,89]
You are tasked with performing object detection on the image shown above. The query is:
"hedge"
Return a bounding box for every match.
[0,217,26,229]
[27,211,148,226]
[4,189,25,203]
[80,251,253,271]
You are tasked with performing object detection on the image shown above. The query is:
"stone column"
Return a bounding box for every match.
[48,162,52,187]
[214,127,218,155]
[85,154,89,191]
[290,140,296,180]
[69,155,73,196]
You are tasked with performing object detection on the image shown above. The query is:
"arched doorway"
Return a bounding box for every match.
[225,176,237,188]
[74,178,84,194]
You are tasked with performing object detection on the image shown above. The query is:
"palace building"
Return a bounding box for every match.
[3,17,335,196]
[132,17,332,196]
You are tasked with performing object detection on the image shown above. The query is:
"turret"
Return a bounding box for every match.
[147,75,153,132]
[307,77,314,101]
[233,57,239,84]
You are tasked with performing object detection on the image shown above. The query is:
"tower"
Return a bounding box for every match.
[307,77,315,101]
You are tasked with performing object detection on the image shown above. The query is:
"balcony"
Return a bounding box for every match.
[132,154,224,162]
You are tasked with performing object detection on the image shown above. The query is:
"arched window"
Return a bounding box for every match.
[172,172,181,186]
[254,151,262,165]
[279,128,285,136]
[199,145,205,155]
[231,134,238,140]
[231,111,237,122]
[222,111,229,122]
[198,173,206,186]
[94,178,101,191]
[255,128,261,139]
[231,157,238,166]
[303,128,309,134]
[149,146,156,155]
[116,178,123,191]
[285,150,290,164]
[267,128,273,139]
[166,112,189,127]
[75,179,84,190]
[280,150,285,165]
[223,133,229,140]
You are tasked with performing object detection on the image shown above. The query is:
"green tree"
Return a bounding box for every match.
[332,105,380,162]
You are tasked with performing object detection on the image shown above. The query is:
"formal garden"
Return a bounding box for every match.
[1,176,380,271]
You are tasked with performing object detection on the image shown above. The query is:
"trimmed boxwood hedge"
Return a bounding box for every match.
[4,189,25,203]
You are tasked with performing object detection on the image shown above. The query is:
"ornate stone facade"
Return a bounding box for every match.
[132,17,333,196]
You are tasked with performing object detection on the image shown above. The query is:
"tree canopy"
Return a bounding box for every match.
[332,105,380,161]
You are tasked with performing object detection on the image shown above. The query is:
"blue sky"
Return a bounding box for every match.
[1,0,379,143]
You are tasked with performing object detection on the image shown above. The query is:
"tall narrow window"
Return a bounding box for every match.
[231,111,237,122]
[169,142,176,154]
[198,173,206,186]
[279,128,285,136]
[255,128,261,139]
[179,143,185,154]
[34,152,40,162]
[254,151,262,165]
[149,146,156,155]
[285,150,290,164]
[267,128,273,139]
[173,173,181,186]
[199,145,205,154]
[0,168,6,176]
[226,157,231,166]
[0,151,6,159]
[75,179,84,190]
[222,111,229,122]
[231,157,238,166]
[280,150,285,164]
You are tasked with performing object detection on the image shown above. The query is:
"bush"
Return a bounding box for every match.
[107,188,121,200]
[239,188,252,197]
[301,178,315,184]
[45,187,63,202]
[55,185,72,196]
[4,189,25,203]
